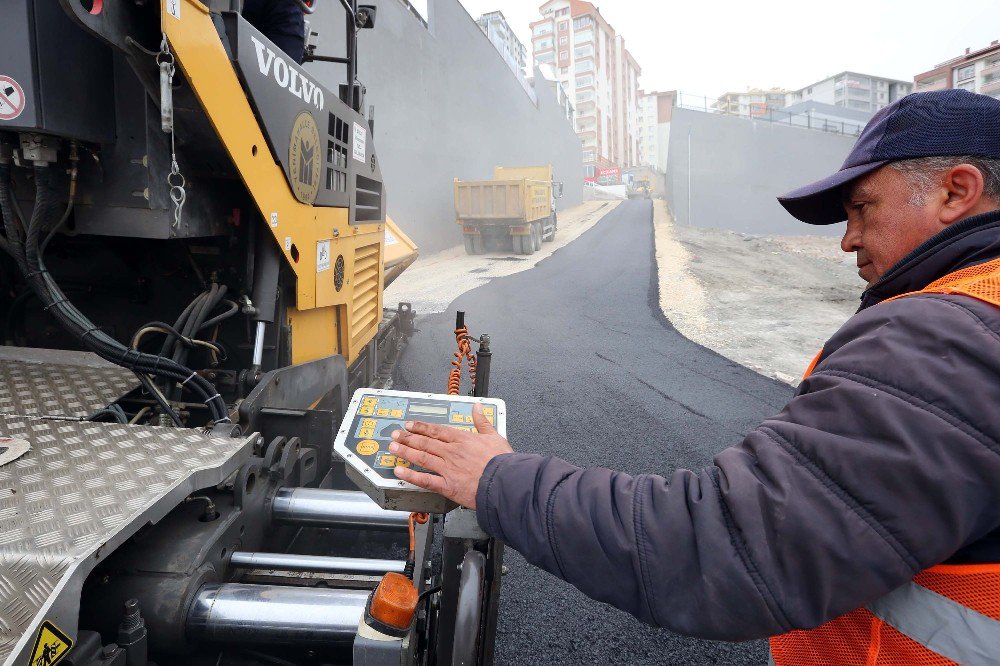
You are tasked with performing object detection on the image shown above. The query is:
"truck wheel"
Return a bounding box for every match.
[531,223,542,252]
[515,234,533,255]
[463,236,483,255]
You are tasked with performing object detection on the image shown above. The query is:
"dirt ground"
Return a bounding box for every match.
[652,200,862,384]
[385,200,621,314]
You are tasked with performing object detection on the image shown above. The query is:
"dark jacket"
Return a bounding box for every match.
[475,209,1000,641]
[242,0,305,63]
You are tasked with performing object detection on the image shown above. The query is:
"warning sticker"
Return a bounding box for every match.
[316,239,331,273]
[0,75,26,122]
[384,229,398,246]
[29,620,73,666]
[166,0,181,19]
[352,122,367,163]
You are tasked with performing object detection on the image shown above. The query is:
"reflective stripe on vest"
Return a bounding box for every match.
[772,256,1000,665]
[866,581,1000,665]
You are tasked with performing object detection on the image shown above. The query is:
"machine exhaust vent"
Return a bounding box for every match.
[327,113,349,193]
[351,242,381,345]
[355,175,382,223]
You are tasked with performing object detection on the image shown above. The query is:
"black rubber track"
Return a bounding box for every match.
[397,200,794,665]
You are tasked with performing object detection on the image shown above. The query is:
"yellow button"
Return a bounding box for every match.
[360,428,374,438]
[377,454,396,467]
[390,409,404,418]
[465,415,474,424]
[362,397,377,406]
[376,408,389,416]
[356,440,379,455]
[394,458,411,468]
[451,414,463,423]
[362,418,377,428]
[483,406,494,416]
[359,406,374,416]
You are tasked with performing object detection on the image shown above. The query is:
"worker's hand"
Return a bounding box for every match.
[390,403,513,509]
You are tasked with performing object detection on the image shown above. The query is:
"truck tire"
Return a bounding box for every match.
[463,235,484,255]
[543,213,557,242]
[531,223,542,252]
[514,234,534,255]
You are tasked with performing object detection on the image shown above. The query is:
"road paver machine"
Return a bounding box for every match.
[0,2,503,664]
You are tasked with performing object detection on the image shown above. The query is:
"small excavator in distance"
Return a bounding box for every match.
[0,1,503,664]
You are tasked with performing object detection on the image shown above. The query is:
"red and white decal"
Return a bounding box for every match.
[0,75,25,121]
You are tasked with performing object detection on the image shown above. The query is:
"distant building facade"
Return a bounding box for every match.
[530,66,576,124]
[476,11,528,75]
[785,71,912,113]
[714,88,788,117]
[638,90,676,171]
[531,0,642,181]
[914,40,1000,99]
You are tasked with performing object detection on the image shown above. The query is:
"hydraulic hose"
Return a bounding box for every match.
[0,163,229,425]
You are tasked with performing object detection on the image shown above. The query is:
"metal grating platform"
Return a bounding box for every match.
[0,347,138,419]
[0,414,255,666]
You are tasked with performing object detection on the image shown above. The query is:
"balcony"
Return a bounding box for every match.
[983,61,1000,77]
[982,78,1000,95]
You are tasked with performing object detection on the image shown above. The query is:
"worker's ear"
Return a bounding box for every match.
[939,164,986,224]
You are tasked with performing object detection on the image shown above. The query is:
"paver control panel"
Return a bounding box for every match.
[334,389,506,513]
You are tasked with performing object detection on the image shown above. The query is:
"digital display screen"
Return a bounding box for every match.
[408,404,448,416]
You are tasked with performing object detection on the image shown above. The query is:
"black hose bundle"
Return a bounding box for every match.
[0,163,229,425]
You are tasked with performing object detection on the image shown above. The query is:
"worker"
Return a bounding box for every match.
[242,0,306,63]
[389,89,1000,664]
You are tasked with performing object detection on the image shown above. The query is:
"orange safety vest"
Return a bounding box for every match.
[770,257,1000,666]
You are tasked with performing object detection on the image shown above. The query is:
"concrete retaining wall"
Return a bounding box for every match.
[665,108,856,236]
[304,0,583,253]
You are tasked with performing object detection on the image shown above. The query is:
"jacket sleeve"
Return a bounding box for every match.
[475,294,1000,640]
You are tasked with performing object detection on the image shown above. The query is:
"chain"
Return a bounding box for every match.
[158,34,186,229]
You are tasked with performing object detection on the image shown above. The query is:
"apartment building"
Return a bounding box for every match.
[914,41,1000,99]
[476,11,528,77]
[638,90,675,171]
[713,88,788,117]
[531,0,642,181]
[785,72,912,113]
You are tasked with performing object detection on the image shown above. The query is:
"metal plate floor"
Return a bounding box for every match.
[0,415,255,666]
[0,347,138,419]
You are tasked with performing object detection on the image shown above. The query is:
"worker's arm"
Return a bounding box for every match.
[394,294,1000,640]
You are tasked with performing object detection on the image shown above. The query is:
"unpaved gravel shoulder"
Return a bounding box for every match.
[653,200,862,384]
[385,200,621,314]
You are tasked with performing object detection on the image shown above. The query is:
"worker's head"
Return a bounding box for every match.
[778,90,1000,286]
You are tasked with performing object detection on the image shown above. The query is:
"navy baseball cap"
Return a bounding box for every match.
[778,89,1000,225]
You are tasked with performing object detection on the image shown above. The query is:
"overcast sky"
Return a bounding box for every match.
[406,0,1000,100]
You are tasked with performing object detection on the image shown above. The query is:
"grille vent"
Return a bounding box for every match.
[351,242,380,345]
[355,175,382,222]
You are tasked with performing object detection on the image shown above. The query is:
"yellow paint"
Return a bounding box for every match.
[161,0,385,365]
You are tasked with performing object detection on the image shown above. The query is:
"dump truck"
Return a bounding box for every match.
[0,2,504,665]
[455,165,564,255]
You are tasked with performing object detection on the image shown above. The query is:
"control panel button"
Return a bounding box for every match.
[356,440,379,455]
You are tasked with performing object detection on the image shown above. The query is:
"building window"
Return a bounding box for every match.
[957,65,975,81]
[576,74,593,87]
[574,30,593,44]
[559,21,569,31]
[555,8,569,16]
[574,44,594,58]
[577,91,594,102]
[573,16,593,29]
[559,35,568,45]
[583,155,595,166]
[534,38,553,50]
[575,59,594,72]
[532,23,552,36]
[536,52,555,64]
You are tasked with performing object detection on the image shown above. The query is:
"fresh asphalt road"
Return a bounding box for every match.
[396,200,794,665]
